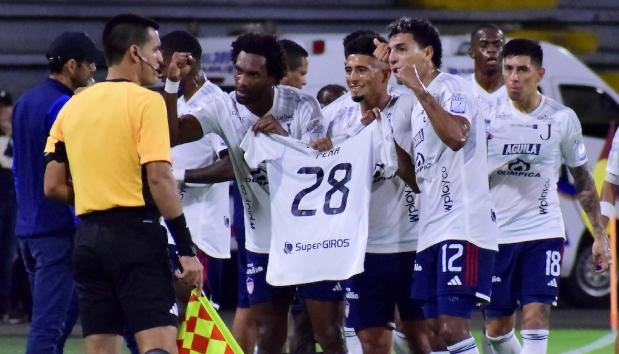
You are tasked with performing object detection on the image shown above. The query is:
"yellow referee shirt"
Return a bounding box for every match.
[45,81,171,215]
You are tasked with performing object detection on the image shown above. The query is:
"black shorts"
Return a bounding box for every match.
[74,207,177,337]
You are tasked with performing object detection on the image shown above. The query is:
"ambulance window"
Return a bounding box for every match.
[560,85,619,137]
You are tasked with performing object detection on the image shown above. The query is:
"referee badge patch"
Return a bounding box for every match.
[450,95,466,114]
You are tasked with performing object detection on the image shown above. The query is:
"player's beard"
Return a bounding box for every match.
[352,94,364,103]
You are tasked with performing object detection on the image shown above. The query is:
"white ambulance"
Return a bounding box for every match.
[199,33,619,306]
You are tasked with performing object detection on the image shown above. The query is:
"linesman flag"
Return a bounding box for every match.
[177,289,243,354]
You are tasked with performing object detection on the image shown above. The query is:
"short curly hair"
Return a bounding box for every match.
[387,17,442,69]
[231,33,287,84]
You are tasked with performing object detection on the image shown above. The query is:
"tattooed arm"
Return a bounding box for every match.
[569,165,611,271]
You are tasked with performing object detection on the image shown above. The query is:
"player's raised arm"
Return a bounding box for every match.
[398,64,470,151]
[161,52,204,146]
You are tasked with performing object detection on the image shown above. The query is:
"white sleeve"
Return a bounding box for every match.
[185,97,226,137]
[607,129,619,177]
[439,84,475,123]
[297,96,326,143]
[240,131,285,169]
[560,110,588,167]
[208,133,227,156]
[606,171,619,185]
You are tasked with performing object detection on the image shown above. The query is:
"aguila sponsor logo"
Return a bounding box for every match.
[502,143,541,155]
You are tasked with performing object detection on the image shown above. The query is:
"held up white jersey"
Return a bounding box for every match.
[187,86,326,254]
[241,119,397,286]
[487,94,588,243]
[324,92,419,253]
[411,73,499,252]
[166,81,231,258]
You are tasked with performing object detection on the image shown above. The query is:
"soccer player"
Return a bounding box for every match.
[376,17,499,354]
[159,30,233,307]
[44,15,203,354]
[600,129,619,354]
[484,38,611,354]
[468,24,507,124]
[0,89,15,323]
[163,33,345,354]
[11,31,98,354]
[279,39,309,89]
[326,32,430,354]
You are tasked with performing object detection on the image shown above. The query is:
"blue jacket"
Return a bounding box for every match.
[12,78,75,237]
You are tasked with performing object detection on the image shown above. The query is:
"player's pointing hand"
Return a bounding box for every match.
[373,38,390,65]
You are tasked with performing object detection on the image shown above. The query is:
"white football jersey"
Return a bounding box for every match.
[241,118,397,285]
[324,92,419,253]
[165,82,231,258]
[487,94,588,243]
[469,74,508,133]
[231,85,325,144]
[606,129,619,184]
[411,73,499,252]
[187,85,326,254]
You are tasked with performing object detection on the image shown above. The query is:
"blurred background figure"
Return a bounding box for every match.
[317,84,347,108]
[279,39,309,89]
[0,89,17,323]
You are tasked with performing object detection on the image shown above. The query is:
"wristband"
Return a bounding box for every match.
[600,201,615,218]
[165,214,196,256]
[172,168,185,183]
[164,79,180,94]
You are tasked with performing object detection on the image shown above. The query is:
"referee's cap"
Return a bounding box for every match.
[46,32,103,66]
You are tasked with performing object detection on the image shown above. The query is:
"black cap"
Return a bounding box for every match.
[0,90,11,107]
[46,32,102,66]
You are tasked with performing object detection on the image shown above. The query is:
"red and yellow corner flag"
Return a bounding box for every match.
[177,289,244,354]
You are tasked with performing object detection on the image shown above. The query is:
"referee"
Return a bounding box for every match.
[43,14,202,354]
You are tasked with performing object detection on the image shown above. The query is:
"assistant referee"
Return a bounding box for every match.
[43,14,202,354]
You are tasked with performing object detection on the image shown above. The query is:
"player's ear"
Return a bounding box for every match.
[129,44,140,63]
[537,67,546,82]
[423,45,434,65]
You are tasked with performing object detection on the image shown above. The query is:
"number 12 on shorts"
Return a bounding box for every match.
[441,244,464,272]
